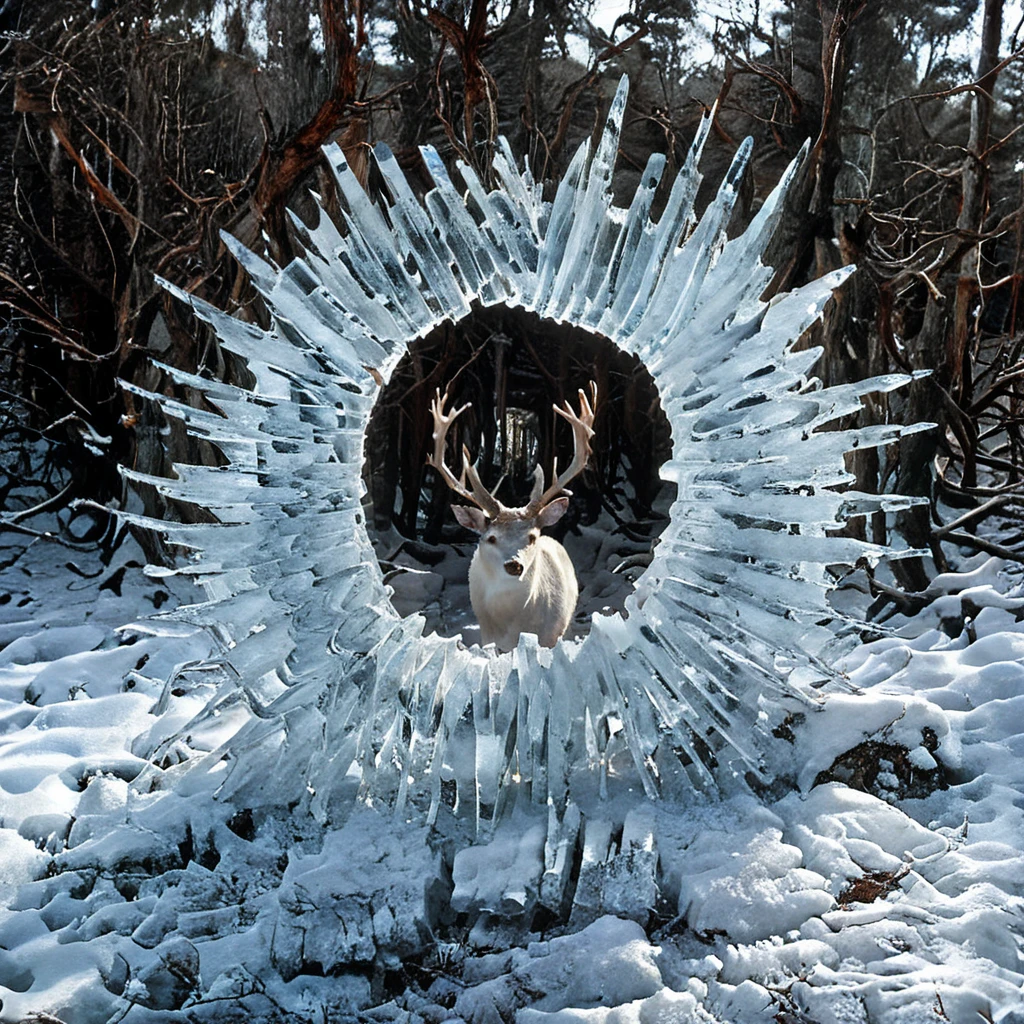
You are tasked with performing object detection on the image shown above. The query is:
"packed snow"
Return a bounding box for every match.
[0,532,1023,1021]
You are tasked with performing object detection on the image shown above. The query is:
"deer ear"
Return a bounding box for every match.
[453,505,488,533]
[536,496,569,527]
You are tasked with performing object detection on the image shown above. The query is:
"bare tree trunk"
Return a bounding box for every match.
[895,0,1005,586]
[951,0,1004,419]
[767,0,863,294]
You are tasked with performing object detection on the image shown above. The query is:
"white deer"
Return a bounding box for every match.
[427,382,598,652]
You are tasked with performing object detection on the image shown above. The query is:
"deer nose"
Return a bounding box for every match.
[504,559,524,578]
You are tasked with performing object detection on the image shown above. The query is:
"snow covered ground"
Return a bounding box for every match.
[2,74,1022,1023]
[1,516,1022,1023]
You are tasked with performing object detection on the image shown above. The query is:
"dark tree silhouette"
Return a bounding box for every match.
[2,0,1022,594]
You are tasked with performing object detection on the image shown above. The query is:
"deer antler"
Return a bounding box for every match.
[526,381,598,513]
[426,388,502,517]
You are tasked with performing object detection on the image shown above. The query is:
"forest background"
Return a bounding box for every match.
[1,0,1022,602]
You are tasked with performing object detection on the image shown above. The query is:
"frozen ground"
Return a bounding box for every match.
[0,516,1023,1023]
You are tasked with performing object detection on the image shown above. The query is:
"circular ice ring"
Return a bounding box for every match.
[129,78,926,824]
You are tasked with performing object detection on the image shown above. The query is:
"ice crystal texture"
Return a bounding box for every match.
[124,77,927,826]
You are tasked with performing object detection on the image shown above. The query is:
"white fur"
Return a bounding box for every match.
[456,503,578,652]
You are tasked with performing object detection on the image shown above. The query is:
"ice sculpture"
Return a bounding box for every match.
[120,77,929,827]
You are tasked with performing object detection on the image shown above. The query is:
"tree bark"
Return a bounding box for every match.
[895,0,1005,585]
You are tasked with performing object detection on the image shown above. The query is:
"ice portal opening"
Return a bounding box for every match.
[362,302,675,645]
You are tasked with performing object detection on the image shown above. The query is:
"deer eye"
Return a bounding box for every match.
[527,534,537,544]
[487,535,497,544]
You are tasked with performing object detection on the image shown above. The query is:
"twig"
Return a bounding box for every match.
[877,47,1024,117]
[7,481,75,524]
[941,531,1024,563]
[0,519,96,549]
[934,493,1022,537]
